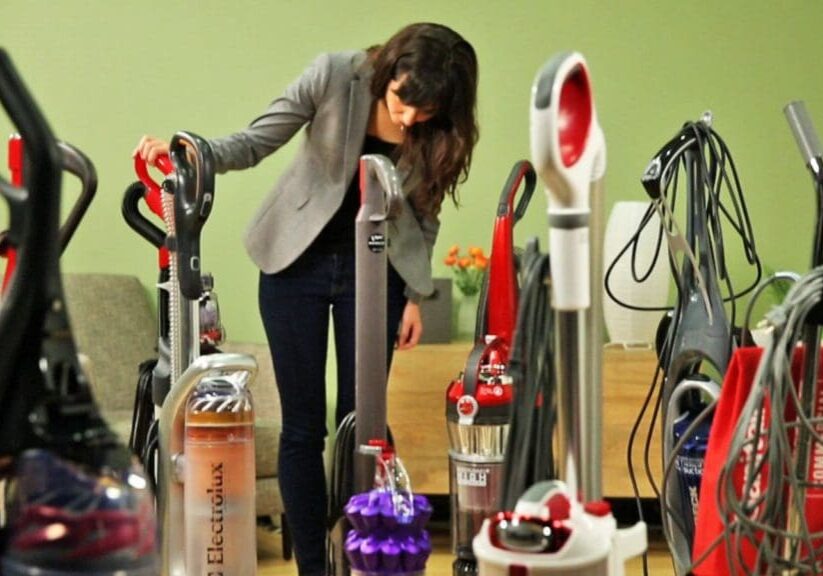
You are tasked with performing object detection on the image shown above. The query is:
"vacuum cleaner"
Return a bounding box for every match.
[635,114,761,574]
[1,135,97,295]
[473,51,647,575]
[133,133,258,576]
[124,149,226,475]
[0,48,157,575]
[446,160,535,576]
[328,154,433,576]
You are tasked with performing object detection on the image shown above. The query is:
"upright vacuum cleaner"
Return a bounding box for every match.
[446,160,535,576]
[132,133,258,576]
[328,154,433,576]
[124,150,226,476]
[0,49,157,575]
[2,135,97,296]
[473,51,646,575]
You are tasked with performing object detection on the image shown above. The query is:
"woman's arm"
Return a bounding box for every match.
[397,211,441,349]
[403,211,440,302]
[208,52,333,173]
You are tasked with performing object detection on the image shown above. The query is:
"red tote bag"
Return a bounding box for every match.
[692,345,823,575]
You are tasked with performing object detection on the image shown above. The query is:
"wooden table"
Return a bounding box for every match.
[387,343,662,497]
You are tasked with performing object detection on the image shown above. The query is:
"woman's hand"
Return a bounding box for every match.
[396,301,423,350]
[132,135,170,165]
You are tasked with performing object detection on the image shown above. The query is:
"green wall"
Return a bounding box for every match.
[2,0,822,345]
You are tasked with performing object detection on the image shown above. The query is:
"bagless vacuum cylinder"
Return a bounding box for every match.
[183,375,256,576]
[447,340,511,575]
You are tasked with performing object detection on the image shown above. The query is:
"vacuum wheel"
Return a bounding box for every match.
[453,557,478,576]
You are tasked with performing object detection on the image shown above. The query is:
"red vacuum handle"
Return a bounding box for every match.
[485,161,536,350]
[1,135,24,292]
[134,153,173,219]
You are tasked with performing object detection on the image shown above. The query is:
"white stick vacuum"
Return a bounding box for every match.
[474,51,646,576]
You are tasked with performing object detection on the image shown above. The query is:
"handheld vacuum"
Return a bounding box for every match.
[638,114,760,574]
[446,160,536,576]
[0,49,157,575]
[473,51,647,575]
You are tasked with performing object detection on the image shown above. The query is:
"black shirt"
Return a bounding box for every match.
[308,134,398,253]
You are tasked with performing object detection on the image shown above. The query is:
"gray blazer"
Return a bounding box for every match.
[208,50,438,300]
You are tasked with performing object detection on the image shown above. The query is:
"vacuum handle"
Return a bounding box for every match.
[785,101,823,175]
[359,154,404,222]
[641,126,695,200]
[0,50,60,271]
[169,131,215,300]
[121,180,165,248]
[498,160,536,224]
[134,153,173,192]
[56,141,97,251]
[0,48,62,394]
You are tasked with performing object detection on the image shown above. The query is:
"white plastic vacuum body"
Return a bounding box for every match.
[474,52,646,575]
[473,481,646,576]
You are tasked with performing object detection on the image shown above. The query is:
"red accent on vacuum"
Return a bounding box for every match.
[1,135,24,293]
[557,66,592,168]
[134,154,173,269]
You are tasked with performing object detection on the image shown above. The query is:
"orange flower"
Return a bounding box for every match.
[443,243,487,296]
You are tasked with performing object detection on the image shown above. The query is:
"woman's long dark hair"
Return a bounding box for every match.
[368,22,479,217]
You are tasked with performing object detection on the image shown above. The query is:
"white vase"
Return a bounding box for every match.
[602,201,670,347]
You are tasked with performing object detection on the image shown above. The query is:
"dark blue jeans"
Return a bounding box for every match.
[258,249,407,576]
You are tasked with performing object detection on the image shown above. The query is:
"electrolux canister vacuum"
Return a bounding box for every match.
[473,52,647,575]
[134,133,258,576]
[328,154,434,576]
[446,160,536,576]
[0,49,157,575]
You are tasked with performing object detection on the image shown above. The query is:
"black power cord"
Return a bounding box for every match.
[499,238,555,512]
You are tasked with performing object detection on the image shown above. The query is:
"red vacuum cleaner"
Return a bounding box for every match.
[123,150,227,478]
[446,160,535,576]
[1,135,97,295]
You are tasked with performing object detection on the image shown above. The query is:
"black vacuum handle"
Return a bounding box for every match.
[498,160,537,224]
[121,180,165,248]
[0,48,62,405]
[0,52,60,265]
[640,125,697,201]
[169,131,215,300]
[56,141,97,251]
